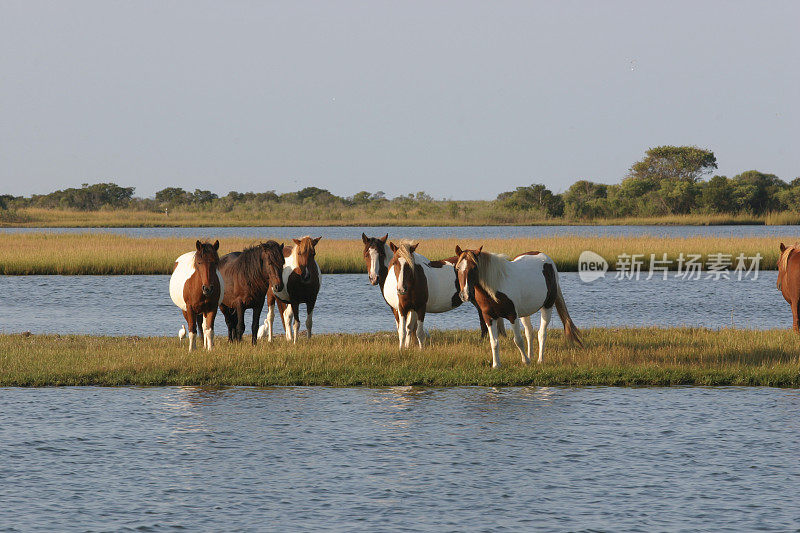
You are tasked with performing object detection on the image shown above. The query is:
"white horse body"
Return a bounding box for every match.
[169,250,225,351]
[382,252,459,314]
[492,253,553,317]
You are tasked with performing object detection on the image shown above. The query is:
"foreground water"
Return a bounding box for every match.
[0,386,798,531]
[0,272,785,337]
[3,224,799,239]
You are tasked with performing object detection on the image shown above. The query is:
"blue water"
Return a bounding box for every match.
[1,386,798,532]
[0,272,789,337]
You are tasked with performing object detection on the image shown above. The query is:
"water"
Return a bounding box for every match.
[0,272,788,337]
[1,386,798,531]
[2,224,799,239]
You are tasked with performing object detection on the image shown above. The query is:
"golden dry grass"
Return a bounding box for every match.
[1,328,799,387]
[0,232,793,274]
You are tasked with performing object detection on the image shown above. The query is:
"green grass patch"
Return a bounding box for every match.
[1,328,799,387]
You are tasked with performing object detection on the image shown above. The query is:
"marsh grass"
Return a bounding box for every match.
[0,232,793,274]
[0,207,782,228]
[1,328,799,387]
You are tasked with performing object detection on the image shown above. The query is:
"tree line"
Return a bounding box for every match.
[2,146,798,219]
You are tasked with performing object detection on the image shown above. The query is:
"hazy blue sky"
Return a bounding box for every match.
[1,1,797,199]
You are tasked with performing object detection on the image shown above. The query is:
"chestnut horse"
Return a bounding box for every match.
[169,240,224,352]
[266,236,322,342]
[778,242,800,332]
[362,233,503,344]
[218,241,285,345]
[455,246,581,367]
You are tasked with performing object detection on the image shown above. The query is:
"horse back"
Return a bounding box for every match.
[779,250,800,303]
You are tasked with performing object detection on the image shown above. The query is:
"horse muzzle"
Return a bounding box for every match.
[202,285,213,296]
[459,290,470,302]
[368,274,378,285]
[397,288,408,296]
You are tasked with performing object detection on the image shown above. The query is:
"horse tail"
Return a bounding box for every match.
[554,284,582,347]
[542,262,582,346]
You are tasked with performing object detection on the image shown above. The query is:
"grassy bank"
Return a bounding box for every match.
[3,207,796,228]
[0,232,793,275]
[1,328,799,387]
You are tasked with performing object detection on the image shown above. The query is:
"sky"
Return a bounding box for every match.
[1,1,798,200]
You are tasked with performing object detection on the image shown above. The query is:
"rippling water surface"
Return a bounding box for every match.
[0,272,787,336]
[1,386,799,532]
[3,224,799,239]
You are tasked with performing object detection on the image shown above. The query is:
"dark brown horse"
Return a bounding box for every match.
[778,242,800,332]
[218,241,285,345]
[169,240,223,352]
[266,236,322,342]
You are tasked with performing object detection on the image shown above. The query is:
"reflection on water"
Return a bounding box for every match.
[1,386,799,531]
[0,272,787,336]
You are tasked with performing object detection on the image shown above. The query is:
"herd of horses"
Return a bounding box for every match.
[169,234,800,368]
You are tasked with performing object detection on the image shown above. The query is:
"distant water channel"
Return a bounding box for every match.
[1,386,799,531]
[2,224,799,239]
[0,272,786,336]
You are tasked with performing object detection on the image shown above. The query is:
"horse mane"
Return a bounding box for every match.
[395,240,417,269]
[474,251,510,302]
[291,235,317,259]
[228,241,281,294]
[779,243,800,273]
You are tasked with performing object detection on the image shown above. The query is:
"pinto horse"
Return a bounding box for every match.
[455,246,581,367]
[169,240,224,352]
[218,241,285,345]
[778,242,800,332]
[361,233,503,343]
[266,236,322,342]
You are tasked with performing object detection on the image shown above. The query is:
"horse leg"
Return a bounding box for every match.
[415,308,427,348]
[520,316,534,362]
[538,307,553,363]
[397,311,407,350]
[266,301,275,342]
[512,319,528,364]
[251,300,264,346]
[291,303,301,343]
[235,304,245,341]
[221,306,236,342]
[305,303,315,339]
[281,302,294,342]
[203,311,217,351]
[792,299,799,333]
[405,310,418,349]
[479,309,489,339]
[497,318,507,337]
[184,310,197,352]
[196,313,204,345]
[485,316,501,368]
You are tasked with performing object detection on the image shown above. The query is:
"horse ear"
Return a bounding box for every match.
[312,236,322,246]
[362,233,369,244]
[455,245,463,256]
[780,242,786,252]
[380,234,388,243]
[213,240,219,251]
[196,240,202,252]
[410,242,419,253]
[389,242,398,253]
[280,242,285,252]
[292,238,301,246]
[477,246,483,255]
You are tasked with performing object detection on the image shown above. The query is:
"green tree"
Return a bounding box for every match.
[699,175,735,213]
[730,170,787,213]
[563,180,608,219]
[155,187,191,205]
[496,184,563,217]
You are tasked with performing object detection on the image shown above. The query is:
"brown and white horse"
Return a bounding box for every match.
[361,233,504,343]
[265,236,322,342]
[387,241,428,349]
[455,246,582,367]
[169,240,224,352]
[218,241,285,345]
[778,242,800,332]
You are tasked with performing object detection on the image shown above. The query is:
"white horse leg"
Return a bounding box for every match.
[266,305,275,342]
[283,306,294,342]
[188,332,197,352]
[202,315,211,351]
[292,307,300,343]
[538,307,552,363]
[512,319,528,364]
[521,316,534,362]
[487,319,501,368]
[406,310,420,349]
[397,312,407,350]
[305,309,313,339]
[416,320,427,347]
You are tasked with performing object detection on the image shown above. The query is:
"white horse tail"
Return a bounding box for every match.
[543,262,582,347]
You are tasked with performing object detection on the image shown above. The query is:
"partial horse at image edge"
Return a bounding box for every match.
[778,242,800,332]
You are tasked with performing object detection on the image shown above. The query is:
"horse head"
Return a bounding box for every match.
[454,244,482,302]
[362,233,388,285]
[260,241,286,294]
[292,236,321,282]
[194,240,221,297]
[389,241,419,296]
